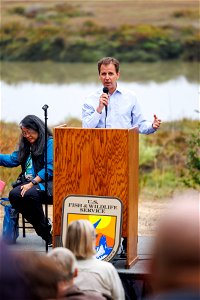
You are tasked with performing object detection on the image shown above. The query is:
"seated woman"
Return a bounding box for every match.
[0,115,53,245]
[65,219,125,300]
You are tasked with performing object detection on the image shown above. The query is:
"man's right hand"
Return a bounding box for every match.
[96,92,109,114]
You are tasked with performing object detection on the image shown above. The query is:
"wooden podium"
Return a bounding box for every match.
[53,126,139,268]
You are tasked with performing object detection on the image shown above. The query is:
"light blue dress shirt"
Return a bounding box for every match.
[82,84,156,134]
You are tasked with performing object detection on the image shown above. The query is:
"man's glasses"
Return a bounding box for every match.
[21,129,37,137]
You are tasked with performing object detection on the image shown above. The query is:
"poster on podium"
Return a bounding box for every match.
[61,195,123,261]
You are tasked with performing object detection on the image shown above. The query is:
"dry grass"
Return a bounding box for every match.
[1,0,198,28]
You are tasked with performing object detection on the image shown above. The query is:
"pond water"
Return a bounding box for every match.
[1,61,198,126]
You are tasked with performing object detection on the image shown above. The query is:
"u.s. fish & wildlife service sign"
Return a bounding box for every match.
[61,195,123,262]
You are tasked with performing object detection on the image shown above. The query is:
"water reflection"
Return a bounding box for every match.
[1,61,198,126]
[1,61,198,84]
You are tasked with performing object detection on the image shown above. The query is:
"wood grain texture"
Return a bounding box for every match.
[53,126,139,266]
[127,128,139,267]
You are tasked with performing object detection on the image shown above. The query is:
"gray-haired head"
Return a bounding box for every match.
[47,247,77,281]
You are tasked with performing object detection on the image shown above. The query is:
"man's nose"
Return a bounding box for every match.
[105,73,109,79]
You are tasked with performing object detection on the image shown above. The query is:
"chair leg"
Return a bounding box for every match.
[44,202,49,252]
[19,209,52,251]
[22,216,26,238]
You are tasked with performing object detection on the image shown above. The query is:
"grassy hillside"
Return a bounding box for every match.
[1,0,199,62]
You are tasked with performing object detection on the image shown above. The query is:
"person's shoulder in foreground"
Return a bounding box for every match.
[62,284,108,300]
[143,197,200,300]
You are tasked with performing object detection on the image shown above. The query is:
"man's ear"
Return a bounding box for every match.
[73,268,78,278]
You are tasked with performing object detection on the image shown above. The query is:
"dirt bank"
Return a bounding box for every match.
[138,189,199,236]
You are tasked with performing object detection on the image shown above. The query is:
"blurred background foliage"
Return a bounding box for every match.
[0,0,199,62]
[139,118,200,199]
[1,119,199,198]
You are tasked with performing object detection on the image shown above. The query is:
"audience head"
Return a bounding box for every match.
[0,240,31,300]
[48,247,78,282]
[17,250,64,299]
[150,197,200,295]
[65,219,96,259]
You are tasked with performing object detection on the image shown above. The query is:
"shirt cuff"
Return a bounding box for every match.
[94,110,102,118]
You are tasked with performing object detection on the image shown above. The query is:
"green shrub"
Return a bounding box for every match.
[182,34,200,61]
[1,22,23,36]
[0,20,199,62]
[81,21,106,36]
[183,130,200,188]
[139,136,161,169]
[10,6,25,16]
[140,169,180,199]
[173,9,198,19]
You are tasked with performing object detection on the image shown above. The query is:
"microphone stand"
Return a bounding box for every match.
[42,104,49,252]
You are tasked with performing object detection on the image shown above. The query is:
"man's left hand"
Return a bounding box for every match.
[152,114,161,129]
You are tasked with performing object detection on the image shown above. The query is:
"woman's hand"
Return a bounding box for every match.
[20,182,33,197]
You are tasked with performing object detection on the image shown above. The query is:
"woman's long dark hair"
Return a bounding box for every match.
[18,115,53,163]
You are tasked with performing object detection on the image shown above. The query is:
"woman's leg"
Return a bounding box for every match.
[9,185,51,242]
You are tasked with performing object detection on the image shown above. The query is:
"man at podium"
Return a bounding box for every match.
[82,57,161,133]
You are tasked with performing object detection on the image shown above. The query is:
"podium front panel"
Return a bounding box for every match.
[53,127,139,266]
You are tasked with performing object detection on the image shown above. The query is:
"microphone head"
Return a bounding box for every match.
[42,104,49,111]
[103,87,109,94]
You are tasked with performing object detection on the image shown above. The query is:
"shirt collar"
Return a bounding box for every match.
[114,82,123,94]
[99,83,123,95]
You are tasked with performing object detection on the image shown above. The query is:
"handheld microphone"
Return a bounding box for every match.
[103,87,109,117]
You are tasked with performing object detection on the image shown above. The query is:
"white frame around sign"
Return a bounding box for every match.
[61,195,123,262]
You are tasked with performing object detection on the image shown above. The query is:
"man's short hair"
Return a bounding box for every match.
[98,57,120,74]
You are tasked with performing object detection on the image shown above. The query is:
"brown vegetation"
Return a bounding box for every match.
[1,1,199,62]
[2,0,198,28]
